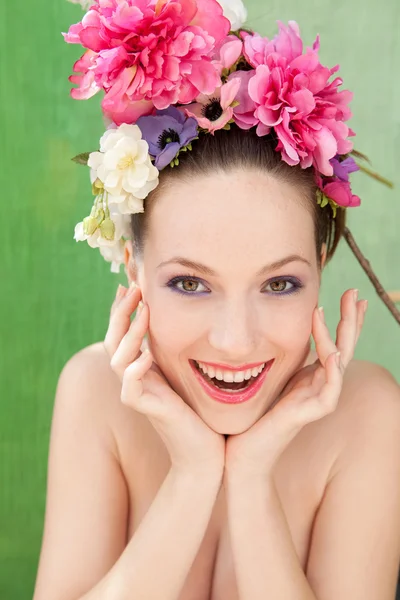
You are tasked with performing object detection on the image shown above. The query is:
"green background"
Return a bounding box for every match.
[1,0,399,598]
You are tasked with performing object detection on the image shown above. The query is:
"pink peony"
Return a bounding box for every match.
[233,21,354,177]
[185,77,241,133]
[63,0,230,125]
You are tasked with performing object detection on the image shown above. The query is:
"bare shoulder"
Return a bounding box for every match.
[328,359,400,475]
[338,359,399,417]
[59,341,123,457]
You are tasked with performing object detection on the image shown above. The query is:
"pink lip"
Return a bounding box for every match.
[189,359,275,404]
[193,360,266,372]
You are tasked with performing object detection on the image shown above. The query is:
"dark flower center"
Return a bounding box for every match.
[158,128,180,149]
[203,99,223,121]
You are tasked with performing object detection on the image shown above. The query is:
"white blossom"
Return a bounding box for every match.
[218,0,248,30]
[99,240,128,273]
[74,205,132,272]
[88,124,159,215]
[67,0,93,10]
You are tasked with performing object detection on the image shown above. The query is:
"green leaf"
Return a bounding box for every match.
[320,195,329,209]
[71,152,91,165]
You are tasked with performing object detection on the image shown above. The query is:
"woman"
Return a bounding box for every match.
[33,2,400,599]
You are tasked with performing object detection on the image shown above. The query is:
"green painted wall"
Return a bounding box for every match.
[0,0,399,597]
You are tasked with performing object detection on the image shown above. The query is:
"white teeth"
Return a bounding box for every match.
[195,361,265,383]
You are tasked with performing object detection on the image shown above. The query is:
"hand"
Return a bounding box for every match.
[224,289,368,481]
[104,283,225,478]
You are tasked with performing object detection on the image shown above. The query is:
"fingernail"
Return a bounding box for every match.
[128,281,138,295]
[139,348,150,362]
[134,300,144,321]
[116,284,124,299]
[353,289,359,302]
[318,306,325,324]
[363,299,368,314]
[335,351,341,367]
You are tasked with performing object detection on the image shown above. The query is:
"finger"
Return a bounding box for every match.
[312,305,337,367]
[310,364,327,395]
[335,289,358,366]
[355,300,368,345]
[110,284,128,317]
[316,351,343,415]
[104,283,142,358]
[110,302,148,377]
[120,348,153,406]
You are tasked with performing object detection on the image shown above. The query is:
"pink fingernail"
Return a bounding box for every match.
[139,348,150,362]
[134,301,144,321]
[335,351,341,367]
[318,306,325,323]
[363,300,368,314]
[353,289,359,302]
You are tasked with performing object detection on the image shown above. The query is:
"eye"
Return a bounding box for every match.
[264,278,302,295]
[166,276,209,295]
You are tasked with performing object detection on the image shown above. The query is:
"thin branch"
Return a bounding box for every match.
[354,163,394,188]
[343,227,400,325]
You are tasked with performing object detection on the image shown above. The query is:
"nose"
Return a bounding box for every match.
[207,301,258,360]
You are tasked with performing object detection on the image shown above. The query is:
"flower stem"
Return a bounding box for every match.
[355,163,394,188]
[343,227,400,325]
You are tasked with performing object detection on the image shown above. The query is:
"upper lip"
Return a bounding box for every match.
[192,359,271,372]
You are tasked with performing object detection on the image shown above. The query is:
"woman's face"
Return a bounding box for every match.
[128,169,322,434]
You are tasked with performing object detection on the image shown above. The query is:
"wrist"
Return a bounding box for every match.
[170,463,224,488]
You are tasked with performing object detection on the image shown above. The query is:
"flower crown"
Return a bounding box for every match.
[63,0,399,324]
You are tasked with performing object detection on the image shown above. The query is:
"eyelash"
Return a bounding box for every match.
[165,274,304,297]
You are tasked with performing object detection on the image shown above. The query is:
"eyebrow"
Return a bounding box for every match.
[156,254,312,277]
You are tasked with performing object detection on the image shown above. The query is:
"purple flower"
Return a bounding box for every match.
[330,155,360,182]
[136,107,199,170]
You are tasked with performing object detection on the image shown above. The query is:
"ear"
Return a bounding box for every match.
[124,239,138,283]
[320,243,327,269]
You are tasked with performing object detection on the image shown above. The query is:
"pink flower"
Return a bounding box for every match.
[228,70,257,129]
[315,172,361,208]
[233,21,354,177]
[63,0,230,125]
[321,180,360,208]
[184,77,241,133]
[212,34,243,74]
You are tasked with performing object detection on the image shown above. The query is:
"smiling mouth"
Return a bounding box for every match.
[191,360,268,392]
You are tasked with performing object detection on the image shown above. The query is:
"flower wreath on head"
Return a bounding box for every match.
[63,0,399,324]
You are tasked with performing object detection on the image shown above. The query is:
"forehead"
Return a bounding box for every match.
[147,169,316,267]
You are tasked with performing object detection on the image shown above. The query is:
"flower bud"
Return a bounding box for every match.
[100,217,116,241]
[83,216,99,236]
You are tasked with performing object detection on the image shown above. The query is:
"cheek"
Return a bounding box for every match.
[264,299,314,351]
[147,303,202,356]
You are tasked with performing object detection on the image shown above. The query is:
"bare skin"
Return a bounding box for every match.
[39,340,393,600]
[33,171,400,600]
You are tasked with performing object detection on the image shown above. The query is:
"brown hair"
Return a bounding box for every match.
[131,123,345,266]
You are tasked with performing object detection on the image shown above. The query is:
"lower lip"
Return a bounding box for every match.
[189,360,274,404]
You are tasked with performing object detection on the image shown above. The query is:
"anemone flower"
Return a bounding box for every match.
[136,107,199,169]
[184,77,241,134]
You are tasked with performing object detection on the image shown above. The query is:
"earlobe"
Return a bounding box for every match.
[320,243,327,269]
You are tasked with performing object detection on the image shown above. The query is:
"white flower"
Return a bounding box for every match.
[99,240,127,273]
[74,206,132,272]
[88,124,159,215]
[67,0,93,10]
[218,0,248,30]
[74,204,131,248]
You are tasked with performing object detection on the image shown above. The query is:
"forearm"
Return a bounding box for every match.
[82,467,223,600]
[226,474,317,600]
